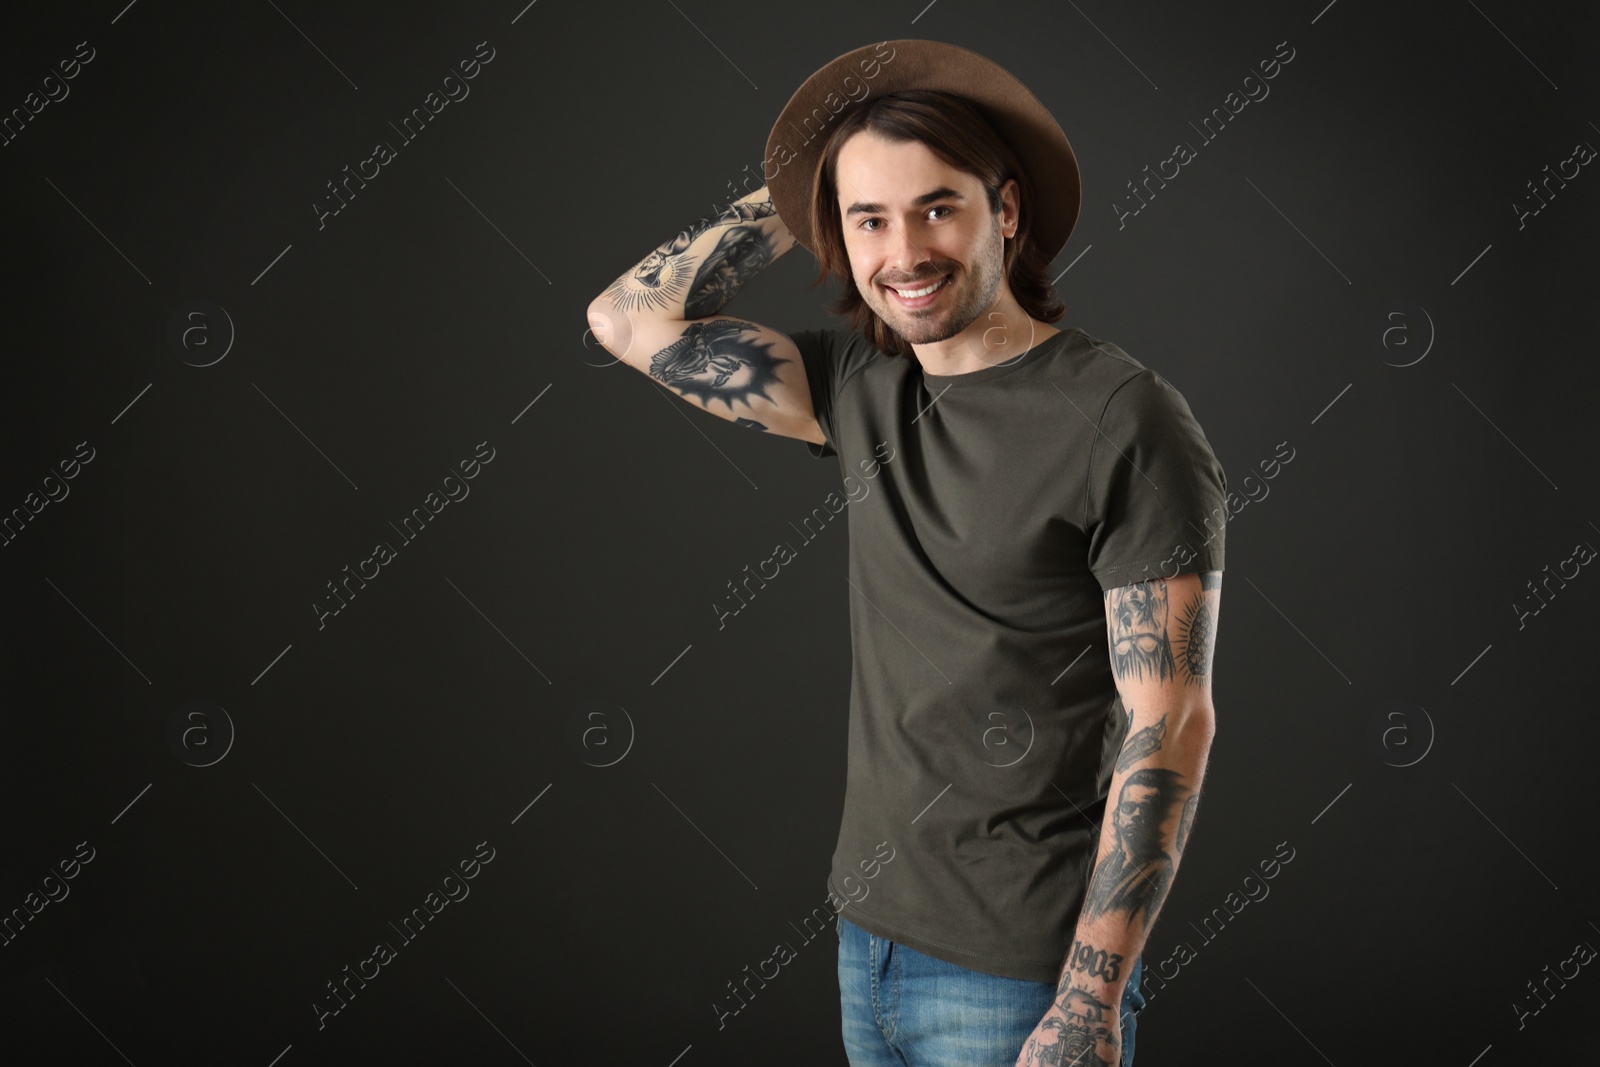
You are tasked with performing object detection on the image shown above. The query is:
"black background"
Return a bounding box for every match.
[2,1,1597,1063]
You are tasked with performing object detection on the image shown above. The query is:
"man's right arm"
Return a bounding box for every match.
[586,185,827,447]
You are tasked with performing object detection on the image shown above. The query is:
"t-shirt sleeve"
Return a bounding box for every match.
[790,327,843,459]
[1084,369,1227,590]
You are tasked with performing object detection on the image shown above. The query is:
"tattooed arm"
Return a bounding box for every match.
[586,185,827,445]
[1016,570,1222,1067]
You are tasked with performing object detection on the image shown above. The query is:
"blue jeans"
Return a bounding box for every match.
[837,914,1145,1067]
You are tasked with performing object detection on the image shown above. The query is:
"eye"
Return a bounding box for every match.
[858,205,952,232]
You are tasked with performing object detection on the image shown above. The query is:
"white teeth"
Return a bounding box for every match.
[891,277,945,298]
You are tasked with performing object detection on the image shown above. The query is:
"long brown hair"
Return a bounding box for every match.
[806,89,1067,358]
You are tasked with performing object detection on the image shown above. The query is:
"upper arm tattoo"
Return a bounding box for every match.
[647,319,788,415]
[1106,581,1175,683]
[1106,573,1220,687]
[1175,590,1217,685]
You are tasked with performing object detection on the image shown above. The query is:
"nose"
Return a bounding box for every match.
[885,219,934,279]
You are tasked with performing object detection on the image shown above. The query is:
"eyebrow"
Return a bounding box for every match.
[844,186,966,218]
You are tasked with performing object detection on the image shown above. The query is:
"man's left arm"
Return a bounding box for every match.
[1017,568,1222,1067]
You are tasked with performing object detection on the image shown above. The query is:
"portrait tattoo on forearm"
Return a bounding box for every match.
[1106,581,1174,682]
[647,319,787,414]
[1082,767,1188,931]
[604,200,777,315]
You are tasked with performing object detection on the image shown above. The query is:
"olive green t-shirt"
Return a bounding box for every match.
[791,324,1227,984]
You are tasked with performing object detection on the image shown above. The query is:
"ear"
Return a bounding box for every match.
[998,177,1021,238]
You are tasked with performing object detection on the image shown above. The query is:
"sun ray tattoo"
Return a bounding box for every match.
[1106,581,1175,682]
[1175,586,1218,685]
[604,200,777,315]
[647,319,788,413]
[604,247,694,314]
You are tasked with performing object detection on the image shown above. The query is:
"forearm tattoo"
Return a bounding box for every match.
[1175,793,1200,853]
[647,318,787,413]
[1061,937,1127,991]
[604,200,777,315]
[684,226,775,319]
[1115,710,1167,772]
[1082,766,1188,931]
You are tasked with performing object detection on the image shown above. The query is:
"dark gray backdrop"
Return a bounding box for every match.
[3,0,1596,1063]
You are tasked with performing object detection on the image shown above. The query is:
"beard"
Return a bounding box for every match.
[860,222,1006,346]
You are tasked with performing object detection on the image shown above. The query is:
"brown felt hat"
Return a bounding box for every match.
[763,39,1082,260]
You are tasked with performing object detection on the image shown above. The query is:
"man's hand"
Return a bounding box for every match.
[1015,982,1122,1067]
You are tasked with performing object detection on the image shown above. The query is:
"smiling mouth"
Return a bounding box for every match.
[884,273,950,307]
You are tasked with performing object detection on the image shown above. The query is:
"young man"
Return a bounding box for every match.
[587,39,1226,1067]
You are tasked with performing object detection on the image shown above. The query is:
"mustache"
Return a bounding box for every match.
[879,268,954,286]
